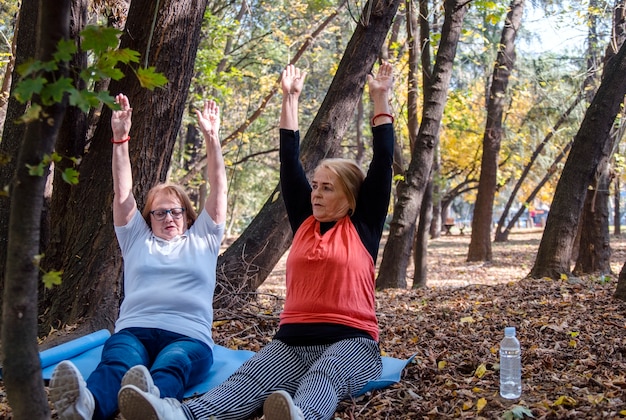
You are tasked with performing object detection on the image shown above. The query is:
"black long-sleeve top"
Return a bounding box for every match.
[279,125,394,261]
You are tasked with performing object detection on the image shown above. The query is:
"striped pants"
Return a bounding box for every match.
[181,337,382,420]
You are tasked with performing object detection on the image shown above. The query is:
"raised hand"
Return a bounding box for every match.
[367,61,394,99]
[111,93,132,141]
[281,64,307,96]
[196,100,220,139]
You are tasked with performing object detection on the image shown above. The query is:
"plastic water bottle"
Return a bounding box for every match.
[499,326,522,399]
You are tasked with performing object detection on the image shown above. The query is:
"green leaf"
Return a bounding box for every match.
[42,270,63,288]
[40,60,59,73]
[96,92,118,109]
[13,76,47,103]
[26,162,44,177]
[91,63,125,81]
[16,58,42,78]
[68,89,89,113]
[103,67,125,81]
[503,405,534,419]
[81,26,122,54]
[63,86,86,109]
[54,39,77,62]
[108,48,141,65]
[61,168,80,185]
[69,89,101,113]
[136,67,168,90]
[41,77,74,105]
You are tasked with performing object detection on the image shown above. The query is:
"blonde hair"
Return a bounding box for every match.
[315,158,365,214]
[142,183,197,229]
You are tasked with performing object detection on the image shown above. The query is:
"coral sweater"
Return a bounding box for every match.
[281,215,379,341]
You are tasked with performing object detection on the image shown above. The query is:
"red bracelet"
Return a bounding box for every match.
[111,136,130,144]
[371,113,394,125]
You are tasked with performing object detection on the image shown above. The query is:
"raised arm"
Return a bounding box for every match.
[279,65,313,232]
[367,61,394,126]
[195,100,227,224]
[280,64,307,131]
[111,93,137,226]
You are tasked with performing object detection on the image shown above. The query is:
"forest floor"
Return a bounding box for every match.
[214,228,626,419]
[4,228,626,419]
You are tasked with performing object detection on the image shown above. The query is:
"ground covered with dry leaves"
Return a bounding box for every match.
[216,229,626,419]
[5,229,626,419]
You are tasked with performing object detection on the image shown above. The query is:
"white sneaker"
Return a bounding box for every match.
[49,360,95,420]
[263,390,305,420]
[118,384,185,420]
[121,365,160,397]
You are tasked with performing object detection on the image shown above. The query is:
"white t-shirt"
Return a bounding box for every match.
[114,209,224,348]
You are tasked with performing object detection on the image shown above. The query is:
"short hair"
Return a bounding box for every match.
[142,183,197,229]
[315,158,365,214]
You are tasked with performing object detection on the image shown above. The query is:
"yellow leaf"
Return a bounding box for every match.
[474,363,487,378]
[462,400,473,410]
[460,316,475,324]
[438,360,447,370]
[476,397,487,412]
[569,339,577,348]
[212,320,229,327]
[553,395,577,407]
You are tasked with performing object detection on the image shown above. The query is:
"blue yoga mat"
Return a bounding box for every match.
[37,329,413,398]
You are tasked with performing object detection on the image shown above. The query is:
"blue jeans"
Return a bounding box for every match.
[86,327,213,420]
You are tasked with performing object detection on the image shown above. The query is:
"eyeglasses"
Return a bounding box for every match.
[150,207,185,221]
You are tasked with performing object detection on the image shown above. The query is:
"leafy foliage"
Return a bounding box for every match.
[25,152,79,186]
[13,25,166,118]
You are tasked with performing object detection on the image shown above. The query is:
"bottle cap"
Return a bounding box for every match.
[504,326,516,336]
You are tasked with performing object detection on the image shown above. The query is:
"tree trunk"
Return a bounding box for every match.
[467,0,524,262]
[39,0,209,333]
[1,1,70,418]
[430,146,442,239]
[573,155,612,275]
[215,0,402,300]
[413,173,433,288]
[611,0,626,237]
[0,0,38,327]
[615,175,621,235]
[407,0,423,287]
[356,97,365,166]
[39,0,90,330]
[376,0,469,289]
[572,0,613,276]
[529,40,626,279]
